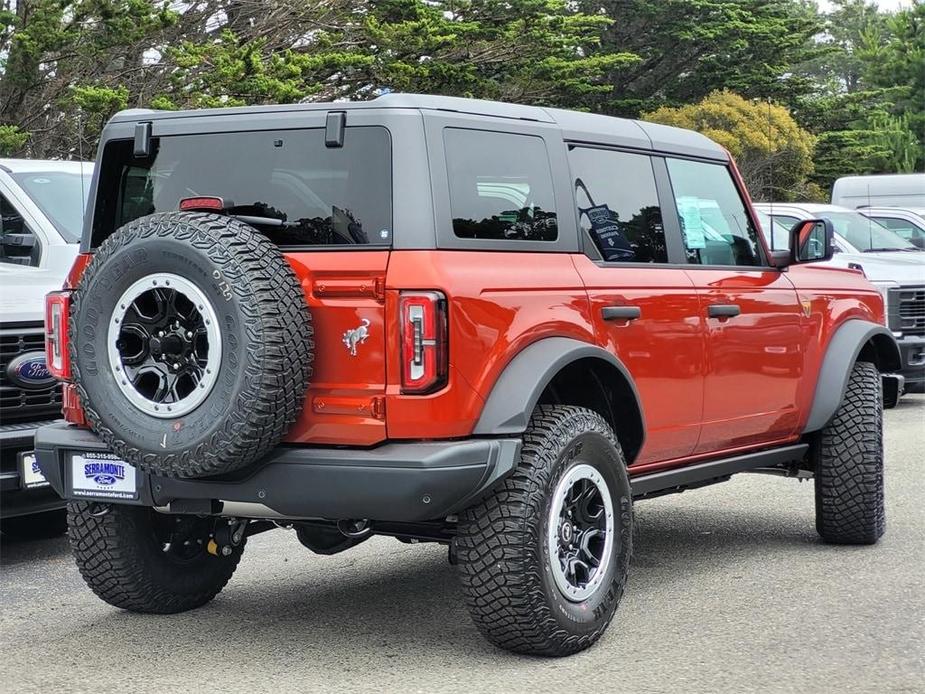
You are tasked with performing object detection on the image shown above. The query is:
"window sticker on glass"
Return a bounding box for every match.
[677,197,707,250]
[586,204,633,258]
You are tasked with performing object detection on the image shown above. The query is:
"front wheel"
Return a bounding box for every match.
[814,361,885,544]
[456,405,633,657]
[68,501,244,613]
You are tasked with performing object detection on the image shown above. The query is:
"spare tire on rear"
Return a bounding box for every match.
[70,211,313,479]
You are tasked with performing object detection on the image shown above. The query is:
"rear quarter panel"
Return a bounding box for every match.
[385,250,592,439]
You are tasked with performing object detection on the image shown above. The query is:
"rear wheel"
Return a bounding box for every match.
[814,361,885,544]
[456,405,633,656]
[68,501,244,613]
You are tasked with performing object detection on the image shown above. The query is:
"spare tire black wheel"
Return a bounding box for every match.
[70,211,313,479]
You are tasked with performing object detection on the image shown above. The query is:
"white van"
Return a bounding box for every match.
[831,173,925,209]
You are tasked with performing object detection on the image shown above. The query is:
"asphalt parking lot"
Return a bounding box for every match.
[1,395,922,694]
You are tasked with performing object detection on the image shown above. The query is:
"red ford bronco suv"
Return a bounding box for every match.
[36,94,900,657]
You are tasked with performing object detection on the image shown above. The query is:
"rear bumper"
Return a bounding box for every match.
[1,420,66,519]
[34,423,521,522]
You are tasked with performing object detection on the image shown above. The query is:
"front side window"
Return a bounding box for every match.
[666,159,764,266]
[445,129,557,242]
[756,211,792,251]
[0,192,39,266]
[94,126,392,247]
[569,147,667,263]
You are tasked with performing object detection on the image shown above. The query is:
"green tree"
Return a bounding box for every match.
[0,0,178,158]
[645,91,817,201]
[795,0,924,185]
[800,0,885,95]
[859,1,925,165]
[579,0,822,117]
[158,0,636,110]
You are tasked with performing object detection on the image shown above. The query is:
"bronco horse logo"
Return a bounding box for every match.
[342,319,370,356]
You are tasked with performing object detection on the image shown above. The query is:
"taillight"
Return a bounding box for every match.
[45,290,72,380]
[400,291,448,394]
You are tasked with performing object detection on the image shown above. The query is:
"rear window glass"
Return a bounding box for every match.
[93,126,391,247]
[444,129,557,242]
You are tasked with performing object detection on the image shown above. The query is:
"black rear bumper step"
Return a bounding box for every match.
[34,423,521,523]
[630,444,809,499]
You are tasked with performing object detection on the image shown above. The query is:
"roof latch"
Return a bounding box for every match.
[133,122,152,158]
[325,111,346,148]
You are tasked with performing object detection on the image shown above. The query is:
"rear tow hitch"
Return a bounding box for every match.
[208,518,248,557]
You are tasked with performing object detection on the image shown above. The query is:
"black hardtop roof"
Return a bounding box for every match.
[110,92,727,161]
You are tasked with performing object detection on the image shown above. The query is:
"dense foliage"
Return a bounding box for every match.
[1,0,921,199]
[645,91,819,201]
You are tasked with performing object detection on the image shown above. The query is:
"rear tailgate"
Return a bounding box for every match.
[283,250,389,446]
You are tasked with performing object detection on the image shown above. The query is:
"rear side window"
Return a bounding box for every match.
[444,129,557,242]
[666,159,764,266]
[568,147,667,263]
[93,126,392,247]
[872,215,925,244]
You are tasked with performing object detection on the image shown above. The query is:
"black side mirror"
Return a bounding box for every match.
[791,218,835,264]
[773,218,835,269]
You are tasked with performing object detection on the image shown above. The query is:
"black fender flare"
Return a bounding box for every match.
[473,336,645,443]
[803,319,901,433]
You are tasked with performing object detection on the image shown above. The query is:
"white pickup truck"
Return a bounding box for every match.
[0,159,92,538]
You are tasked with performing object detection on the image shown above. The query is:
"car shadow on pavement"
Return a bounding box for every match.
[0,533,70,567]
[47,494,837,666]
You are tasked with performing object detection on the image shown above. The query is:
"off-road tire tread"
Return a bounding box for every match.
[456,405,632,656]
[71,212,313,478]
[67,501,243,613]
[815,360,884,544]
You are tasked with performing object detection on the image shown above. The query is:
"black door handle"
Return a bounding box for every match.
[602,306,641,321]
[708,304,741,318]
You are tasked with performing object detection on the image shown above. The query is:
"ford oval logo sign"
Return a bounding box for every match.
[7,352,55,389]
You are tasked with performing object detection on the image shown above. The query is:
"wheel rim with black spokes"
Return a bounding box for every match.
[547,463,615,602]
[107,273,222,418]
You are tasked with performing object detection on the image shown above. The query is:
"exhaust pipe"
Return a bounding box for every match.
[337,519,372,538]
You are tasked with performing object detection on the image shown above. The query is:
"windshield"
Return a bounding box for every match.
[10,169,92,243]
[819,211,919,252]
